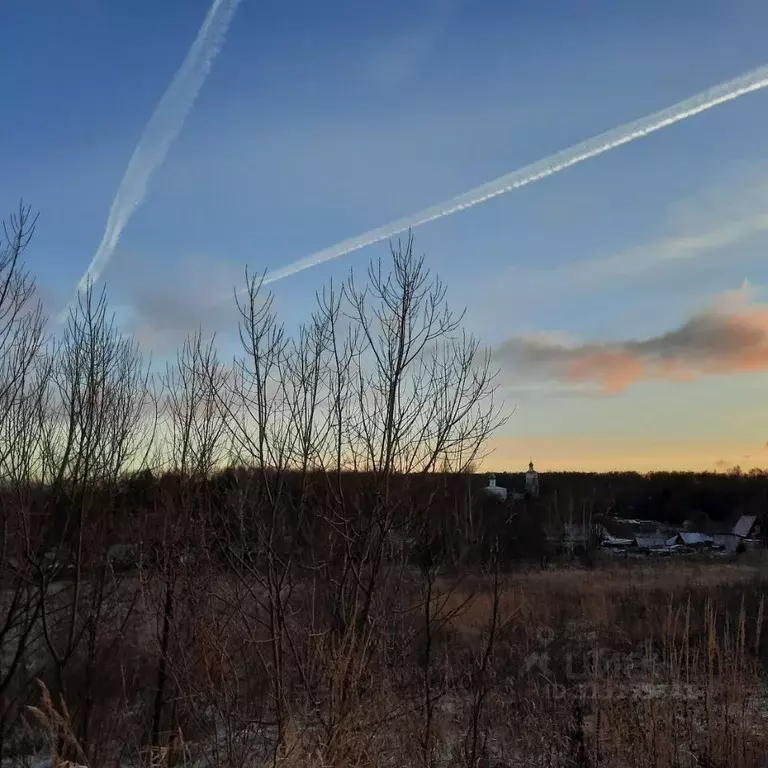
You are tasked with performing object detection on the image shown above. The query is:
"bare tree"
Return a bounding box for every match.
[43,282,155,490]
[308,235,506,762]
[0,204,46,430]
[344,233,503,478]
[30,282,154,756]
[216,272,311,760]
[143,329,231,751]
[164,329,230,477]
[203,235,506,763]
[322,235,504,635]
[0,204,48,759]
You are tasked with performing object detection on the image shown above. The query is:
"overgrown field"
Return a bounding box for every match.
[5,555,768,768]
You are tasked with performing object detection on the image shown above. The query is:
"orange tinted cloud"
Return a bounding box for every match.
[495,286,768,394]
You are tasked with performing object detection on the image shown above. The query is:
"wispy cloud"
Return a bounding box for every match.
[114,252,244,353]
[361,0,460,89]
[363,27,440,90]
[495,281,768,394]
[507,168,768,295]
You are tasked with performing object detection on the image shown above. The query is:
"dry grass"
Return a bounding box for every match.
[14,558,768,767]
[424,560,768,767]
[25,681,89,768]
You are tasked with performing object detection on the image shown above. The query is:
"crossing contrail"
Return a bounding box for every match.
[260,62,768,287]
[61,0,242,322]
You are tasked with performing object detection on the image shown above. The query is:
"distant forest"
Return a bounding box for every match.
[489,469,768,526]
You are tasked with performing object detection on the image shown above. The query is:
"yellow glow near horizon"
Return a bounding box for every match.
[480,435,768,473]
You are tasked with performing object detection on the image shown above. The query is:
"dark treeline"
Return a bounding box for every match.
[4,467,495,568]
[492,470,768,526]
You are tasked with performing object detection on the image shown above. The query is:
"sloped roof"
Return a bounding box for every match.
[732,515,757,538]
[673,531,713,546]
[635,534,666,549]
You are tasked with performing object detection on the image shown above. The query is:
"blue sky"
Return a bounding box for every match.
[3,0,768,470]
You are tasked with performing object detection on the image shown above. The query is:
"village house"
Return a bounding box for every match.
[666,531,714,549]
[710,515,763,553]
[732,514,760,540]
[633,533,668,552]
[712,533,742,553]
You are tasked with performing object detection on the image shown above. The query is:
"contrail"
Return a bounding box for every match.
[61,0,242,322]
[261,63,768,287]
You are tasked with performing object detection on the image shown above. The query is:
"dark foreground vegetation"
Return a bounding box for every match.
[1,206,768,767]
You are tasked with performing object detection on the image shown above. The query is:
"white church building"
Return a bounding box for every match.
[525,462,540,497]
[484,474,508,501]
[483,462,540,501]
